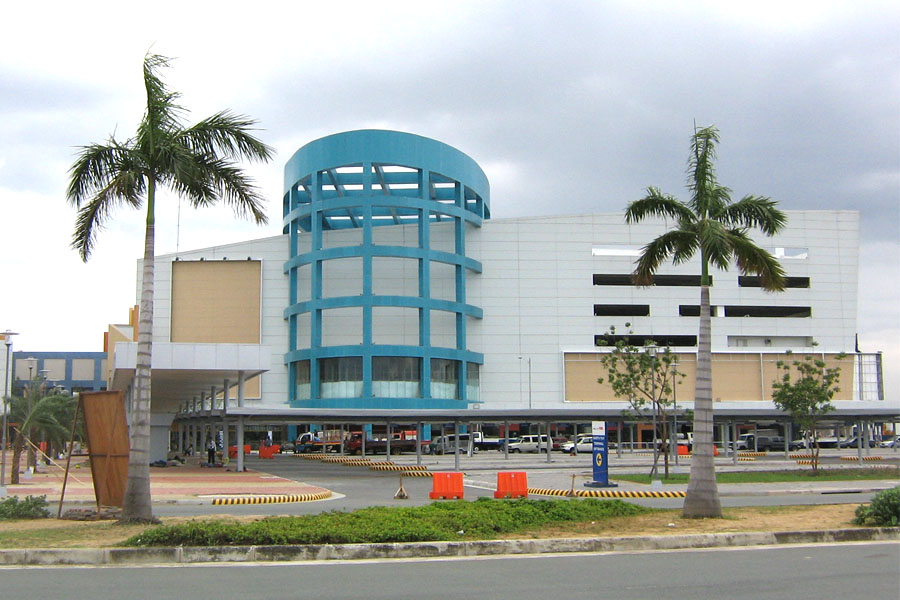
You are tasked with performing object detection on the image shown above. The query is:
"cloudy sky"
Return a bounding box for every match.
[1,1,897,394]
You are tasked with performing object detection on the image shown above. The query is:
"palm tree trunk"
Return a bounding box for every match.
[683,283,723,517]
[10,431,23,485]
[121,180,156,522]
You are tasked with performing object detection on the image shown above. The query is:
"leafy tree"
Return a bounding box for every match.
[597,327,685,478]
[66,53,273,522]
[772,348,845,473]
[625,125,787,518]
[8,387,74,484]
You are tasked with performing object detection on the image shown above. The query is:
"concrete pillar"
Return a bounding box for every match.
[453,420,460,472]
[732,420,738,465]
[236,416,245,472]
[222,379,230,465]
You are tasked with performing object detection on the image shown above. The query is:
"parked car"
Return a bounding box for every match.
[838,436,876,448]
[506,434,552,453]
[737,434,802,451]
[561,435,593,454]
[429,434,479,455]
[552,437,569,451]
[878,436,899,448]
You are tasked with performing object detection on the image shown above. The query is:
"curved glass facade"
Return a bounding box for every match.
[283,130,489,408]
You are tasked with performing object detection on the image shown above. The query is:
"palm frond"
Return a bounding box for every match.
[632,229,698,285]
[687,125,720,210]
[722,195,787,236]
[625,188,694,224]
[164,151,268,225]
[698,220,734,271]
[180,111,275,163]
[729,230,786,291]
[67,142,135,205]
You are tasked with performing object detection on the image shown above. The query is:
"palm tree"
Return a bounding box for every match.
[67,54,273,522]
[625,125,786,518]
[9,390,74,485]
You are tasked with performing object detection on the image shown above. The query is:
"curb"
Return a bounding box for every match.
[0,527,895,567]
[211,491,332,505]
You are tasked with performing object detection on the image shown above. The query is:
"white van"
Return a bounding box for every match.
[506,434,551,453]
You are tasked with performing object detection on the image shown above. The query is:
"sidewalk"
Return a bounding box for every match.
[0,456,330,505]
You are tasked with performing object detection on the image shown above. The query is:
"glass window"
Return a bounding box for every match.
[372,356,421,397]
[466,362,480,402]
[319,356,363,398]
[295,360,310,400]
[430,358,459,399]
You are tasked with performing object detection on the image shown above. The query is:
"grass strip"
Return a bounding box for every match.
[123,498,652,547]
[614,468,899,485]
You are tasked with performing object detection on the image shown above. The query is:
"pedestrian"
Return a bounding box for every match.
[207,438,216,465]
[186,443,194,456]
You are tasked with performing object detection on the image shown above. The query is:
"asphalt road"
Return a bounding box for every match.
[2,543,897,599]
[135,453,894,517]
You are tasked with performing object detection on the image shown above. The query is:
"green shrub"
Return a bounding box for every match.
[853,486,900,527]
[124,498,652,547]
[0,495,51,520]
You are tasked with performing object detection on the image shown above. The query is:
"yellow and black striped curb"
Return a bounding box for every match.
[840,455,884,461]
[738,452,767,457]
[526,487,686,498]
[738,457,756,462]
[401,471,434,477]
[211,491,332,505]
[369,463,424,471]
[300,454,327,460]
[796,460,820,465]
[790,454,815,459]
[341,459,376,466]
[322,456,361,463]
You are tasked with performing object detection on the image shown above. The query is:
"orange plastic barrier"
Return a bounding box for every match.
[429,472,464,499]
[713,445,719,456]
[677,444,689,456]
[228,445,252,459]
[494,471,528,498]
[259,445,278,459]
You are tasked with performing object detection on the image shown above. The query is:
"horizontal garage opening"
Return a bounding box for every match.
[723,306,812,318]
[679,305,719,317]
[739,276,810,288]
[594,304,651,317]
[593,274,709,286]
[595,334,698,347]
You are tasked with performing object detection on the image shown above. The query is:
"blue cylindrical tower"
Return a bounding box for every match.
[283,130,490,408]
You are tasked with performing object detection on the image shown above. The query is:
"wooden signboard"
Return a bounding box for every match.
[80,391,129,507]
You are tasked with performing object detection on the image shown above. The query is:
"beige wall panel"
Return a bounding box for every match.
[219,375,262,400]
[171,261,261,343]
[565,351,853,404]
[72,359,95,380]
[711,353,763,401]
[564,354,618,402]
[826,355,854,401]
[672,354,696,403]
[762,353,854,401]
[42,358,66,380]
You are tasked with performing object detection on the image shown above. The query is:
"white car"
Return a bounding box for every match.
[561,436,594,453]
[879,436,899,448]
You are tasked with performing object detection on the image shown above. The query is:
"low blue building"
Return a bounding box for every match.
[11,351,107,395]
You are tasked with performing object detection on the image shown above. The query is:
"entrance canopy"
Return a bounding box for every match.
[110,342,271,412]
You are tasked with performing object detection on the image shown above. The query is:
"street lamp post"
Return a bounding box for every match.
[648,346,659,481]
[1,330,19,493]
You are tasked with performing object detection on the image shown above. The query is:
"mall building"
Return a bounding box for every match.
[103,130,887,460]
